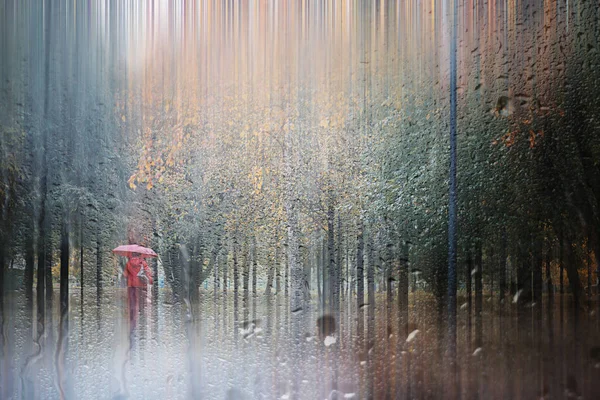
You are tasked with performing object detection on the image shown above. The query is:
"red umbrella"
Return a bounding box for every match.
[112,244,158,258]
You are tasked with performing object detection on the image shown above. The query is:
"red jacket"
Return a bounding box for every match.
[124,257,154,287]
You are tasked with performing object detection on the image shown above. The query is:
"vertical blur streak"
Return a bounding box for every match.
[0,244,5,398]
[56,220,69,399]
[446,0,459,396]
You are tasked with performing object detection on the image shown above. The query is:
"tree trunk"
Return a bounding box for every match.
[499,230,507,306]
[0,243,5,398]
[398,242,409,339]
[266,237,275,296]
[516,244,532,305]
[559,233,564,294]
[466,251,473,350]
[386,253,393,339]
[356,221,365,339]
[533,239,543,305]
[475,245,483,349]
[336,214,342,315]
[564,239,584,308]
[223,246,228,296]
[243,237,250,323]
[284,125,306,398]
[367,234,376,400]
[447,0,459,373]
[222,246,228,332]
[199,235,222,288]
[322,236,328,313]
[25,233,35,309]
[59,219,69,318]
[587,233,592,298]
[58,216,70,397]
[317,239,322,312]
[546,239,553,298]
[275,228,281,294]
[0,243,4,320]
[328,203,336,315]
[191,235,203,303]
[45,235,54,303]
[252,236,257,321]
[37,220,46,323]
[367,234,376,347]
[214,251,220,300]
[233,234,239,341]
[96,230,102,306]
[284,243,289,298]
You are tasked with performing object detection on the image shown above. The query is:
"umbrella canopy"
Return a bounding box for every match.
[112,244,157,258]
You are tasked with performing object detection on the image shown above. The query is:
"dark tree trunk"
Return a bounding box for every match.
[36,221,46,323]
[80,222,84,298]
[96,231,102,306]
[516,244,532,305]
[596,234,600,316]
[252,236,257,321]
[546,239,553,298]
[466,251,473,350]
[223,246,228,296]
[266,240,275,296]
[356,221,364,339]
[533,239,543,305]
[328,203,336,315]
[233,233,239,341]
[474,245,482,348]
[191,235,203,303]
[447,0,459,374]
[336,214,342,315]
[284,242,289,298]
[0,244,5,396]
[322,236,328,313]
[25,233,35,308]
[0,243,4,319]
[214,252,219,306]
[243,237,250,323]
[490,247,495,315]
[564,239,584,308]
[559,233,564,294]
[367,234,375,325]
[587,233,592,298]
[59,219,69,318]
[222,246,228,333]
[398,241,409,339]
[275,228,281,294]
[386,255,393,339]
[499,230,507,306]
[45,237,54,303]
[199,235,222,289]
[317,240,322,311]
[58,217,70,397]
[367,234,376,400]
[166,244,182,301]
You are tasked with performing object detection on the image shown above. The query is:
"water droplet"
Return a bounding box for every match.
[406,329,419,343]
[324,336,337,347]
[512,289,523,303]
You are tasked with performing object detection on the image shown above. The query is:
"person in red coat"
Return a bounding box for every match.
[124,253,153,330]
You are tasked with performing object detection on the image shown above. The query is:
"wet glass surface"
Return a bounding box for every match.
[2,0,600,399]
[2,290,600,399]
